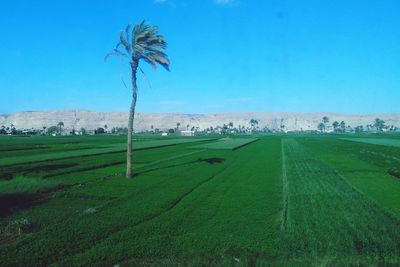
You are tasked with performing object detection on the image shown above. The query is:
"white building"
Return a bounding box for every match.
[181,130,195,136]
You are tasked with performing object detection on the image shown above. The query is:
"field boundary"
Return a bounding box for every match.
[280,139,289,231]
[232,138,259,150]
[191,138,259,150]
[339,137,400,148]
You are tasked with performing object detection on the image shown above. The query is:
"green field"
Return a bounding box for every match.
[191,137,258,150]
[341,137,400,148]
[0,134,400,266]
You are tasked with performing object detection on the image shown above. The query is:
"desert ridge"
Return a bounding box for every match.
[1,110,400,132]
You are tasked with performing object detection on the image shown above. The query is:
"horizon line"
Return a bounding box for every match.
[1,109,400,117]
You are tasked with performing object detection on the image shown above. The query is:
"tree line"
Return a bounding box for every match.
[317,117,397,133]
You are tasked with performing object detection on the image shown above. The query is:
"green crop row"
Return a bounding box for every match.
[281,138,400,263]
[300,137,400,218]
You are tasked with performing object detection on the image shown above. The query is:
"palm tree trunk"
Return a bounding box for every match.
[126,61,138,178]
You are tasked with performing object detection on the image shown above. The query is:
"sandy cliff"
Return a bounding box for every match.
[1,110,399,132]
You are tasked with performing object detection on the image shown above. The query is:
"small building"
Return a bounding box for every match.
[181,130,195,136]
[161,132,168,136]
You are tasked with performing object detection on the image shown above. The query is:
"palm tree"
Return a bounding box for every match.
[340,121,346,133]
[57,122,64,135]
[374,118,385,132]
[322,116,329,124]
[332,121,339,133]
[250,119,258,131]
[106,21,170,178]
[318,123,325,133]
[355,125,364,133]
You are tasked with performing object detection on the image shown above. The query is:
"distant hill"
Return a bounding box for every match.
[1,110,400,132]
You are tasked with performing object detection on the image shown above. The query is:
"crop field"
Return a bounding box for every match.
[340,137,400,148]
[191,137,258,150]
[0,137,214,166]
[0,134,400,266]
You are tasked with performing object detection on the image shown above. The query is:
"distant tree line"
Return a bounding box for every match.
[317,116,398,134]
[1,117,399,136]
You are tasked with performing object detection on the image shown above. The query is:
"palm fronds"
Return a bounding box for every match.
[106,20,170,71]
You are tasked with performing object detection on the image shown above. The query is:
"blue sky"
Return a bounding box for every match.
[1,0,399,114]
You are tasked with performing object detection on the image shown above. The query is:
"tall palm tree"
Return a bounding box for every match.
[318,122,325,133]
[332,121,339,132]
[106,21,170,178]
[57,122,64,135]
[374,118,385,132]
[340,121,346,133]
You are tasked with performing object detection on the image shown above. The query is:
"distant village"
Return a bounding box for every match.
[0,117,398,136]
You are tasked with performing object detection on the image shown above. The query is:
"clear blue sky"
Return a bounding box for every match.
[1,0,399,114]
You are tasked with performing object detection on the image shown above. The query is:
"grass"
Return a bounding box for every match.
[0,176,62,195]
[0,134,400,265]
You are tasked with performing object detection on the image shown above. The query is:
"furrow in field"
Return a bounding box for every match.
[281,138,400,262]
[0,138,213,166]
[281,140,289,231]
[191,138,258,150]
[43,161,125,178]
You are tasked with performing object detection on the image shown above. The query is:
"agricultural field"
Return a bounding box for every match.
[340,137,400,148]
[190,137,258,150]
[0,134,400,266]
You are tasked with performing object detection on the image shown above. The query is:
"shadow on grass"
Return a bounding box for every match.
[388,167,400,179]
[24,163,78,174]
[0,173,14,180]
[1,163,78,181]
[198,157,225,164]
[0,193,41,217]
[0,182,68,217]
